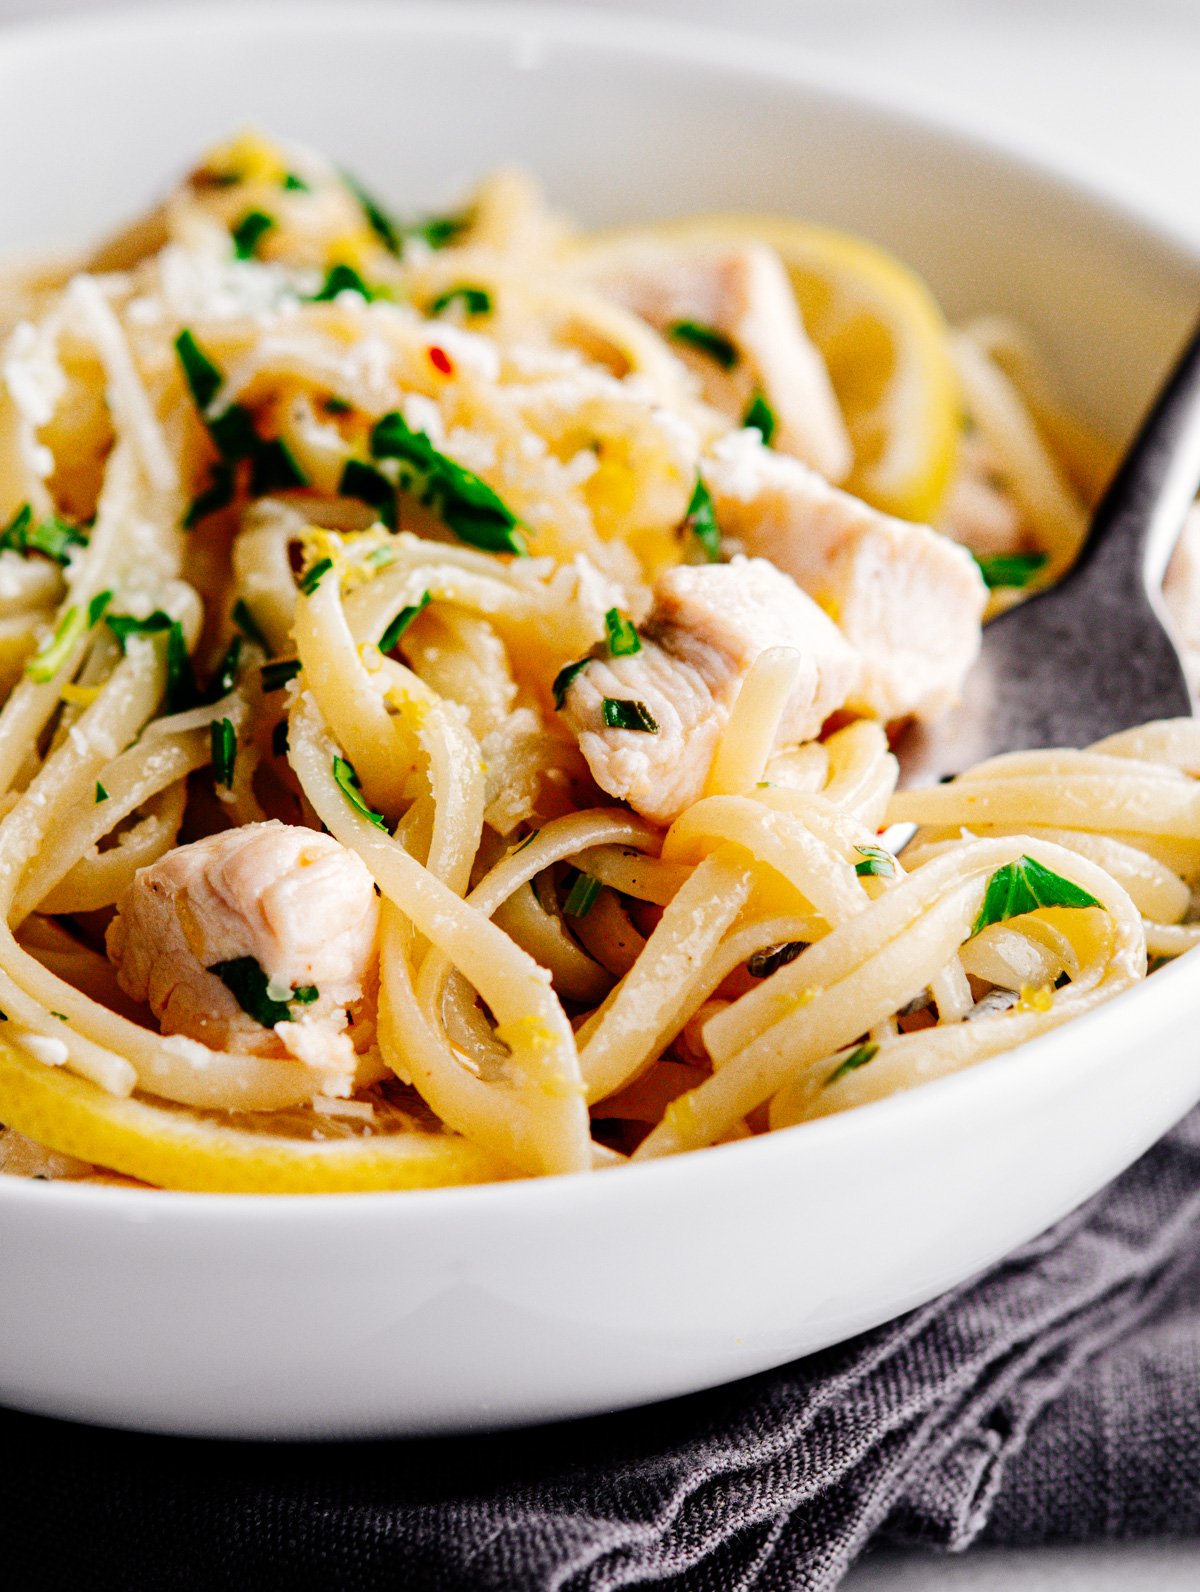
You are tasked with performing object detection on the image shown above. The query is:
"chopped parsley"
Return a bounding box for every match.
[26,590,111,683]
[95,782,108,804]
[339,459,397,529]
[604,608,641,657]
[369,410,525,554]
[174,329,222,410]
[106,610,173,648]
[430,284,491,317]
[552,656,591,709]
[747,941,806,979]
[322,395,353,416]
[211,717,237,789]
[0,504,88,564]
[282,171,310,192]
[231,598,269,651]
[971,855,1101,938]
[332,753,388,829]
[207,404,260,463]
[564,870,602,919]
[260,658,301,693]
[341,169,468,255]
[231,210,275,260]
[974,551,1049,590]
[854,843,896,879]
[601,697,658,733]
[682,475,721,563]
[107,611,193,709]
[379,591,431,653]
[209,955,318,1028]
[743,392,777,445]
[165,622,196,711]
[312,262,379,302]
[825,1041,879,1087]
[667,320,738,369]
[300,557,333,596]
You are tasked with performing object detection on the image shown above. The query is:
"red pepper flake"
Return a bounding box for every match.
[428,345,454,376]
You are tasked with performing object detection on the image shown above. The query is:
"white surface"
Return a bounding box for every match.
[1,2,1200,1451]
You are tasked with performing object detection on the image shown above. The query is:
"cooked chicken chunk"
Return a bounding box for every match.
[107,821,379,1070]
[705,432,986,722]
[591,243,852,481]
[559,556,858,824]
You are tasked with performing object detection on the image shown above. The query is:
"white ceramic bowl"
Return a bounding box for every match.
[1,1,1199,1440]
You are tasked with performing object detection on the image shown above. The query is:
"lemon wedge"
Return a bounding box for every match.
[574,215,960,523]
[0,1043,510,1193]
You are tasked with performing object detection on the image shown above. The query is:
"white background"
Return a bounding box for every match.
[2,0,1199,1585]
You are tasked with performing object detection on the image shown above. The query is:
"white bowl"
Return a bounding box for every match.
[1,1,1199,1440]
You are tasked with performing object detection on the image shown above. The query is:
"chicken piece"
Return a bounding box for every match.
[1164,502,1200,690]
[705,432,986,722]
[591,243,852,481]
[559,556,859,825]
[107,821,379,1075]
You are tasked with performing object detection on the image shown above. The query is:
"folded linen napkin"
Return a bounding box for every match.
[7,1109,1200,1592]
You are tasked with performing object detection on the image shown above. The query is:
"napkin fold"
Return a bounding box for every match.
[8,1111,1200,1592]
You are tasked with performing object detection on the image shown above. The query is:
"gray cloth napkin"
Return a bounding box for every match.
[7,1109,1200,1592]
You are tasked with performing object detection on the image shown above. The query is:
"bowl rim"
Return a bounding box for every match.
[0,0,1197,1221]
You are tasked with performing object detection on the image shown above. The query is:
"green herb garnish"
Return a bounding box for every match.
[564,870,602,919]
[743,392,777,445]
[339,459,397,529]
[668,320,738,369]
[231,210,274,260]
[974,551,1049,590]
[682,475,721,563]
[332,752,388,829]
[747,941,806,979]
[209,955,318,1028]
[282,171,309,192]
[300,557,333,597]
[430,284,491,317]
[971,855,1101,938]
[604,608,641,657]
[854,844,896,879]
[26,591,110,682]
[106,610,172,648]
[825,1041,879,1087]
[95,782,108,803]
[379,591,431,652]
[312,262,379,302]
[231,598,269,651]
[210,717,237,789]
[166,622,196,712]
[174,329,222,410]
[552,656,590,709]
[369,410,525,554]
[208,404,260,463]
[322,395,352,416]
[0,504,88,565]
[601,698,658,733]
[260,658,301,693]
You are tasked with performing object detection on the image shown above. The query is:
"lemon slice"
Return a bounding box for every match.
[574,215,960,523]
[0,1043,509,1193]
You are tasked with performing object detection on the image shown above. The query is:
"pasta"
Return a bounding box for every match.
[0,131,1193,1194]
